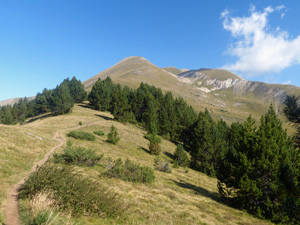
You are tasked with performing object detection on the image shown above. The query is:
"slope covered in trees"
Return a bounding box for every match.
[88,77,300,224]
[0,77,86,125]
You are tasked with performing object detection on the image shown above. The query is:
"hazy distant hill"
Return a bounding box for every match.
[0,97,35,106]
[83,56,300,125]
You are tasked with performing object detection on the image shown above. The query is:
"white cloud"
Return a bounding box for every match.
[282,80,292,85]
[221,5,300,77]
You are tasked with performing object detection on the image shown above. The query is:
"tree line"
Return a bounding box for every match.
[0,77,86,125]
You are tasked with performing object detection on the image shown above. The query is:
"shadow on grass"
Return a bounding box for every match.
[95,114,114,121]
[138,146,150,154]
[26,113,52,124]
[171,179,230,206]
[77,104,90,109]
[164,151,175,160]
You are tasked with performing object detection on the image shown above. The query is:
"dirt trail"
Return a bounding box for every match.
[5,122,100,225]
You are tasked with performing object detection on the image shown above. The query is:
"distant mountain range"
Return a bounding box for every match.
[83,56,300,124]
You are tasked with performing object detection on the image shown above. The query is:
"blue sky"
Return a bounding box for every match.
[1,0,300,101]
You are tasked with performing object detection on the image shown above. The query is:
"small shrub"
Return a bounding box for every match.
[67,130,95,141]
[173,160,179,168]
[103,158,155,183]
[53,146,103,166]
[94,130,105,136]
[174,144,190,167]
[106,125,120,145]
[19,163,124,217]
[66,140,73,147]
[154,157,171,173]
[79,121,82,126]
[145,134,162,155]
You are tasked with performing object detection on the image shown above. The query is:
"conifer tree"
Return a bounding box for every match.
[216,105,299,222]
[174,144,189,167]
[187,109,219,176]
[50,82,74,115]
[110,85,133,122]
[143,93,159,134]
[106,125,120,145]
[68,76,87,103]
[88,77,115,111]
[2,106,15,125]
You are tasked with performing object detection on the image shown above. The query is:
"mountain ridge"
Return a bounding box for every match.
[83,56,300,125]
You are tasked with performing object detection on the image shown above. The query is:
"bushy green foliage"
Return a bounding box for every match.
[106,125,120,145]
[88,77,115,111]
[67,130,96,141]
[53,146,103,166]
[87,78,197,142]
[0,76,86,125]
[63,76,87,103]
[154,157,171,173]
[186,110,228,177]
[145,133,162,155]
[216,105,300,223]
[50,82,74,115]
[94,130,105,136]
[174,144,189,167]
[19,163,124,217]
[103,158,155,183]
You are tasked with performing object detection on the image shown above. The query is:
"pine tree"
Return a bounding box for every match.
[88,77,115,111]
[50,82,74,115]
[188,109,219,176]
[174,144,189,167]
[2,106,15,125]
[148,134,162,155]
[110,85,133,122]
[68,76,87,103]
[216,105,299,222]
[106,125,120,145]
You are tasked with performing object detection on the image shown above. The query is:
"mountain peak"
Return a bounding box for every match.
[115,56,148,65]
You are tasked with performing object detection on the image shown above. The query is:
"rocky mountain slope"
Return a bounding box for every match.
[84,56,300,125]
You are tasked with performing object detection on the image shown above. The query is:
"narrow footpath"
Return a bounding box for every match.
[5,122,100,225]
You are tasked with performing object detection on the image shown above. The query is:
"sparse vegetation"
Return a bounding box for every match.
[67,130,95,141]
[154,156,171,173]
[53,146,103,166]
[19,162,124,217]
[94,130,105,136]
[103,158,155,183]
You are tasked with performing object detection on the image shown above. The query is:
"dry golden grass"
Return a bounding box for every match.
[1,104,273,224]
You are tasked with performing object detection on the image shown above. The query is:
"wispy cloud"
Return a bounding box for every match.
[221,5,300,77]
[282,80,292,85]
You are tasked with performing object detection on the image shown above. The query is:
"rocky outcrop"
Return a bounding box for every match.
[177,69,288,103]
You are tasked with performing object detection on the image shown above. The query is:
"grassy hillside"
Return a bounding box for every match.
[162,66,184,75]
[202,69,242,81]
[1,104,273,224]
[0,96,35,106]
